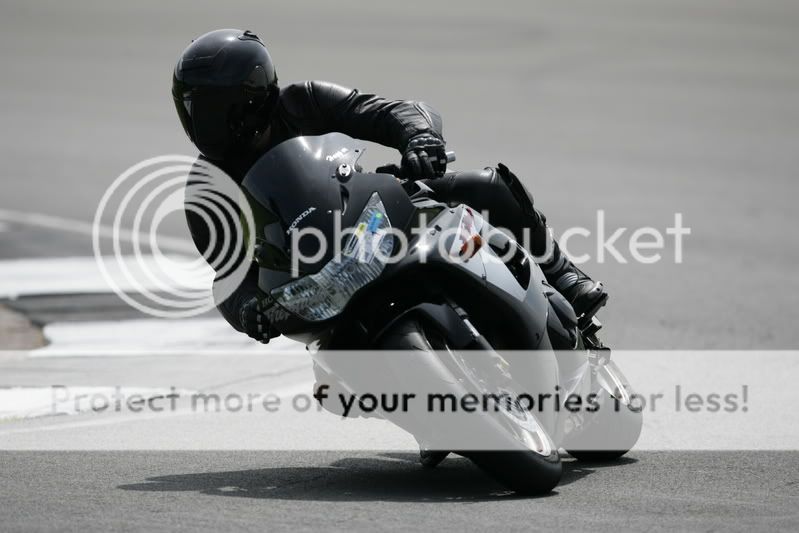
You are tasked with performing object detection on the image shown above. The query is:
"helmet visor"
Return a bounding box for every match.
[175,83,274,160]
[174,86,236,160]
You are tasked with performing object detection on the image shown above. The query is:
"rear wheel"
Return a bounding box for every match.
[564,395,642,462]
[379,316,562,495]
[564,360,643,462]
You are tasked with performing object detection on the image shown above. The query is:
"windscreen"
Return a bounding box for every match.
[241,133,367,277]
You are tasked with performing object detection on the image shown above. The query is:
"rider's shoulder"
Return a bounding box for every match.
[279,81,355,111]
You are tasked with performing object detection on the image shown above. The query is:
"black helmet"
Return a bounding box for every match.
[172,29,279,160]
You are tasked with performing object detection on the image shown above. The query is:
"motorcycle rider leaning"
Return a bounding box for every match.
[172,29,607,343]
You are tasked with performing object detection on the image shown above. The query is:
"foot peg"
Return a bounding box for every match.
[581,316,603,336]
[575,287,608,330]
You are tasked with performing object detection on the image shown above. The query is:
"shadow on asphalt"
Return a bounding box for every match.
[118,454,638,502]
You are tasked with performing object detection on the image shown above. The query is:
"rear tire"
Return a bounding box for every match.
[564,389,643,462]
[379,316,562,494]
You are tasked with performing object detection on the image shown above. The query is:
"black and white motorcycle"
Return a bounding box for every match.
[242,133,642,494]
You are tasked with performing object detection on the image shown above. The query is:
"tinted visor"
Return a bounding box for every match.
[173,83,272,161]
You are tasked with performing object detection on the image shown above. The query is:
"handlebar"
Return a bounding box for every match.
[440,151,457,164]
[374,150,456,178]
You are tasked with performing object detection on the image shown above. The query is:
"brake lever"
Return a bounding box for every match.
[375,163,402,176]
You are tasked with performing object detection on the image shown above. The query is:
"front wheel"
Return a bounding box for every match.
[379,316,562,495]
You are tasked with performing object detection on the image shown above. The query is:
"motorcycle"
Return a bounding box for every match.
[242,133,642,494]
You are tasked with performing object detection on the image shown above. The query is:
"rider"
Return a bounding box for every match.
[172,29,607,343]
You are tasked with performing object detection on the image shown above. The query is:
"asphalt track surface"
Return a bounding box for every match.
[1,0,798,531]
[1,451,796,531]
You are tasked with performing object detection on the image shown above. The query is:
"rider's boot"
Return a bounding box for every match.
[492,163,609,323]
[538,230,608,324]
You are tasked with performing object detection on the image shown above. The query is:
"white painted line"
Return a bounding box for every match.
[0,255,212,299]
[30,317,304,357]
[0,380,314,436]
[0,386,195,422]
[0,208,195,253]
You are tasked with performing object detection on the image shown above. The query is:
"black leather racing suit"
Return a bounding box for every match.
[185,81,548,334]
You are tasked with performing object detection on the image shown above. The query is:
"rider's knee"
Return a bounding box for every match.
[495,163,538,220]
[478,164,545,228]
[434,165,546,231]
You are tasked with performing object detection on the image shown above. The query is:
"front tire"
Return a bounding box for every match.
[379,316,562,494]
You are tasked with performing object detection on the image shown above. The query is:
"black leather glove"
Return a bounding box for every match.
[401,133,447,179]
[239,297,280,344]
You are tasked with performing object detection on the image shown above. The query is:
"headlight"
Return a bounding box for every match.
[271,192,394,322]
